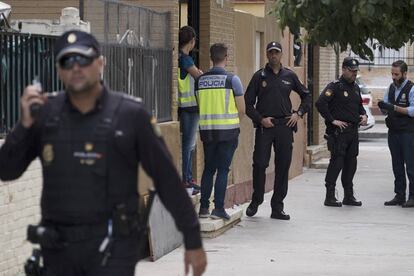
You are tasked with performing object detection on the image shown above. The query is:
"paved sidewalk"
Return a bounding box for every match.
[137,139,414,276]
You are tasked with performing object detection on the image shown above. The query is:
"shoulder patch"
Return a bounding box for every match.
[122,94,142,103]
[150,117,162,137]
[325,89,333,97]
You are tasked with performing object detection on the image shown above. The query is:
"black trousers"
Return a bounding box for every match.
[251,125,293,212]
[325,128,359,192]
[41,233,139,276]
[388,131,414,199]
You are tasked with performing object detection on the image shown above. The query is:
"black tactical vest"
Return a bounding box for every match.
[39,90,139,225]
[385,80,414,132]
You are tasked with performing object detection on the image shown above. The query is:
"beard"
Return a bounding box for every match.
[393,78,405,86]
[66,78,99,96]
[268,59,280,67]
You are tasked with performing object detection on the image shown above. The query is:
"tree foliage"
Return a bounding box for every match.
[273,0,414,60]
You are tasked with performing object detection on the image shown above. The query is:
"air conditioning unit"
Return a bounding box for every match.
[0,1,11,29]
[0,1,11,19]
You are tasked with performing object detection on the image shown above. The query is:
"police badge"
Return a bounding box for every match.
[344,91,349,97]
[42,144,54,164]
[262,80,267,88]
[85,142,94,152]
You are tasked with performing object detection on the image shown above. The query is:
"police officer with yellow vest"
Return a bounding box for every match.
[0,30,206,276]
[196,43,245,220]
[245,42,311,220]
[178,26,203,194]
[316,57,368,208]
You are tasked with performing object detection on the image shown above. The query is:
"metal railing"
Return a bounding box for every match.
[350,41,414,67]
[102,44,172,122]
[0,33,62,136]
[0,31,172,136]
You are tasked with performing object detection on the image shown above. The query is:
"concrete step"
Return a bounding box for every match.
[308,145,329,163]
[199,206,243,238]
[359,132,387,139]
[310,158,330,169]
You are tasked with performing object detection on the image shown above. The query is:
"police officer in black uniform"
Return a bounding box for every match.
[316,57,368,208]
[244,41,311,220]
[0,30,206,276]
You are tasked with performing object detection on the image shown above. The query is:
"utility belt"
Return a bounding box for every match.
[28,209,143,246]
[325,122,358,138]
[25,191,156,275]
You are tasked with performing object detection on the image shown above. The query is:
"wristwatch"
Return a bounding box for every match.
[296,110,304,118]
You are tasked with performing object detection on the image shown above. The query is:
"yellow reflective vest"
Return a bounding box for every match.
[195,71,240,142]
[178,68,197,109]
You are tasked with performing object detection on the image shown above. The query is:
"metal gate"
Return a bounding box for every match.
[350,41,414,67]
[0,0,173,135]
[0,33,62,136]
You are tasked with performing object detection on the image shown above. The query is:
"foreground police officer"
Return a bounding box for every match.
[245,41,311,220]
[379,60,414,208]
[316,57,368,207]
[0,30,206,276]
[196,43,245,220]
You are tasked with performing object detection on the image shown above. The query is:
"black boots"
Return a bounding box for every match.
[270,210,290,220]
[384,195,406,206]
[324,187,362,207]
[246,202,258,217]
[342,190,362,206]
[402,198,414,208]
[324,188,342,207]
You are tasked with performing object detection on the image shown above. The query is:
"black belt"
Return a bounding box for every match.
[55,223,108,242]
[271,118,290,125]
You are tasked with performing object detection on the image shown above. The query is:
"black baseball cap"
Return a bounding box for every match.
[266,41,282,52]
[55,30,101,61]
[342,57,359,71]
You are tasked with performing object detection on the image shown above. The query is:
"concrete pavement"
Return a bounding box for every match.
[137,138,414,276]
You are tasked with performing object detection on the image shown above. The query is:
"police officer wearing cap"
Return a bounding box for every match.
[379,60,414,208]
[245,41,311,220]
[0,30,206,276]
[316,57,368,208]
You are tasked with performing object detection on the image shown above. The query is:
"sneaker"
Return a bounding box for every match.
[210,209,230,220]
[184,182,199,196]
[189,179,201,191]
[199,208,210,218]
[246,202,258,217]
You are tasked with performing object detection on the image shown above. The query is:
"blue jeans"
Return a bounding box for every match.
[180,111,199,182]
[388,131,414,198]
[200,139,238,209]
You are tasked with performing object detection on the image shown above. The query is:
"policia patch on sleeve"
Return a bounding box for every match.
[325,89,333,97]
[151,117,162,137]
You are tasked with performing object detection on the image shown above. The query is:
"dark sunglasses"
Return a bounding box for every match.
[58,55,97,70]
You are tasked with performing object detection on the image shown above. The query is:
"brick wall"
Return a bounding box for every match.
[313,46,338,145]
[6,0,78,19]
[0,159,42,275]
[199,0,235,72]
